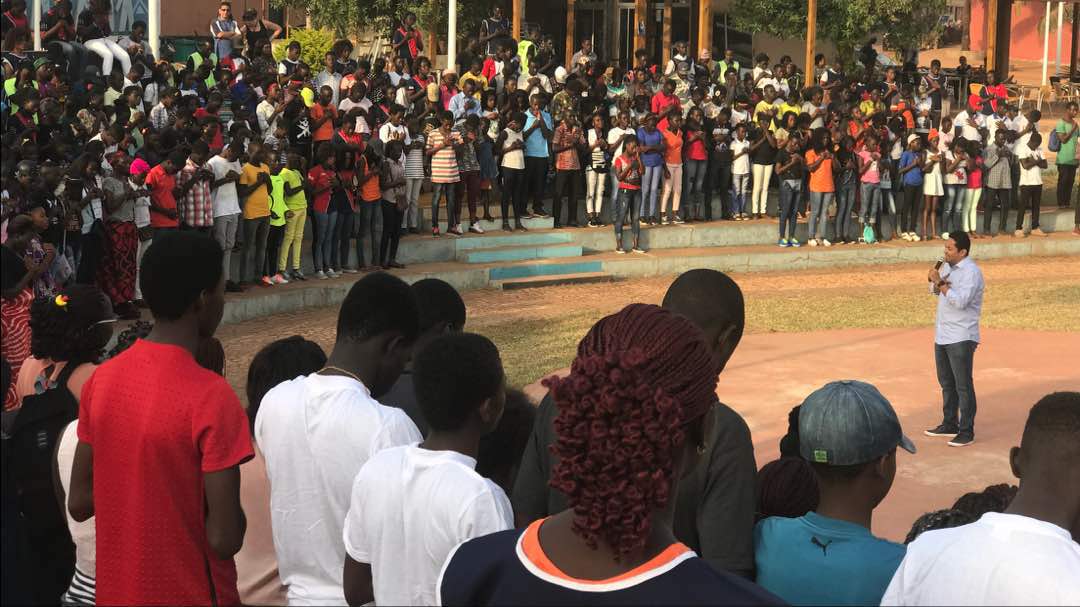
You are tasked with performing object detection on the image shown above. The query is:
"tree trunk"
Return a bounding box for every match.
[961,0,971,51]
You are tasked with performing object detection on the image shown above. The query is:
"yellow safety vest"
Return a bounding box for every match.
[190,51,218,89]
[517,40,535,67]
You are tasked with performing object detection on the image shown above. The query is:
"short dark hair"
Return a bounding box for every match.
[1020,391,1080,459]
[904,509,974,544]
[335,272,420,344]
[476,388,535,493]
[140,231,223,321]
[662,269,746,341]
[412,278,466,333]
[951,231,971,256]
[246,336,327,434]
[414,333,504,432]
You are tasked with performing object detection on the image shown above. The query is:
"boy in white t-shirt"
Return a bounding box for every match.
[342,333,513,607]
[730,124,752,219]
[1014,132,1048,237]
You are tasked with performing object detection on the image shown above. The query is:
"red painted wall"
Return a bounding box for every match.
[969,0,1075,62]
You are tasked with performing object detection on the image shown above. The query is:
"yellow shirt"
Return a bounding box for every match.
[778,101,802,119]
[458,72,488,98]
[240,162,271,219]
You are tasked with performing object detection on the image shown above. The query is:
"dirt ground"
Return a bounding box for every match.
[216,255,1080,543]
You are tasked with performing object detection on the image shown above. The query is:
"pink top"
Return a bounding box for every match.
[856,149,880,184]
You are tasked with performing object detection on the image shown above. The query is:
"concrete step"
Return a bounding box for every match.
[433,216,555,233]
[488,259,605,282]
[495,272,616,290]
[460,243,584,264]
[454,231,573,251]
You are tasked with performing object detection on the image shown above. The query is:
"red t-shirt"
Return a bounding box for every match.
[145,164,179,228]
[310,102,337,142]
[194,107,224,151]
[77,339,253,606]
[651,92,681,130]
[308,164,335,213]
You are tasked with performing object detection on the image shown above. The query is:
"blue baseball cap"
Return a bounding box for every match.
[799,380,916,466]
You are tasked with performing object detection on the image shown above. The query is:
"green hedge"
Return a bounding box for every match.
[271,28,336,68]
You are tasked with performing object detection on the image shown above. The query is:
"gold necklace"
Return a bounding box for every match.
[318,365,363,383]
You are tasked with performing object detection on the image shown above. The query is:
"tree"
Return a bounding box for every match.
[732,0,945,68]
[271,0,498,52]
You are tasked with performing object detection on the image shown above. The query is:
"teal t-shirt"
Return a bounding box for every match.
[1055,120,1077,166]
[754,512,905,606]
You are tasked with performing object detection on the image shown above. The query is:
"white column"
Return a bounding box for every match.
[1041,1,1051,85]
[448,0,458,73]
[1055,1,1064,76]
[148,0,161,60]
[32,0,41,51]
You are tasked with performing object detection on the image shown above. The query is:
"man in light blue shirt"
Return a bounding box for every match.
[755,380,914,606]
[448,79,482,124]
[925,232,984,447]
[522,94,553,217]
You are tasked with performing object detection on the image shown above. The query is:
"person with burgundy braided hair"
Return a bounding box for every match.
[513,269,758,579]
[437,304,782,606]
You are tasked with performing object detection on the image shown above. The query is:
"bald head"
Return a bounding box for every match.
[662,269,745,371]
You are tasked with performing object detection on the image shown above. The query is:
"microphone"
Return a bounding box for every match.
[934,258,944,271]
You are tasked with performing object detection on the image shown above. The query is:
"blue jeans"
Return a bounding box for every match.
[431,182,457,227]
[835,182,856,241]
[608,171,621,222]
[935,341,978,436]
[640,164,662,218]
[808,191,834,240]
[942,184,964,234]
[732,173,750,216]
[684,159,707,217]
[312,210,338,272]
[778,179,801,240]
[860,182,881,225]
[614,189,642,248]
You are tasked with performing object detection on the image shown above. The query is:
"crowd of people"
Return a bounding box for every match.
[2,4,1080,604]
[4,1,1080,323]
[2,231,1078,606]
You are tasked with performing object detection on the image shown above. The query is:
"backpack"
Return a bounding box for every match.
[1048,127,1061,153]
[863,223,877,244]
[8,362,81,541]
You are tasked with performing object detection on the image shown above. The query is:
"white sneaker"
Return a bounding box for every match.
[469,223,485,234]
[315,270,328,280]
[911,234,921,242]
[822,239,832,247]
[272,273,289,285]
[327,269,340,278]
[901,232,911,241]
[808,239,819,247]
[942,232,950,239]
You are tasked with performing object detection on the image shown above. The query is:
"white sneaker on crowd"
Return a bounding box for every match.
[469,223,485,234]
[911,234,921,242]
[901,233,911,241]
[315,270,328,280]
[822,239,832,247]
[272,273,289,285]
[808,239,819,247]
[942,232,950,239]
[327,269,341,278]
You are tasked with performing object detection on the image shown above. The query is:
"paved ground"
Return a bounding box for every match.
[216,256,1079,544]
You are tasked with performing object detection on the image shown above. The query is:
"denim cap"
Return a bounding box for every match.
[798,380,916,466]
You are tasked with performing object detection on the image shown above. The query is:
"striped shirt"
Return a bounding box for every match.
[62,566,96,605]
[405,133,426,179]
[427,129,461,184]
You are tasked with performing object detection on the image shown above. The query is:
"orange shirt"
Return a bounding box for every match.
[806,150,835,193]
[359,156,381,202]
[310,102,337,142]
[662,128,683,165]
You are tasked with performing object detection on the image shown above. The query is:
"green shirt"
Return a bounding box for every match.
[279,168,307,211]
[269,174,288,227]
[1055,119,1077,166]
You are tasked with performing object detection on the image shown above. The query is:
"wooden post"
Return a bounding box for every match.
[805,0,817,78]
[985,0,998,74]
[566,0,576,68]
[512,0,523,40]
[635,0,647,57]
[662,2,673,67]
[698,0,713,59]
[1071,1,1080,79]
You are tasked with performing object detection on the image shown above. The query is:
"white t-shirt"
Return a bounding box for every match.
[607,126,634,160]
[131,178,151,228]
[377,122,411,145]
[255,374,422,606]
[1006,114,1029,152]
[802,102,825,129]
[731,138,752,174]
[256,99,279,137]
[1016,145,1044,186]
[954,110,984,142]
[338,97,373,135]
[882,512,1080,606]
[342,445,513,606]
[58,421,96,579]
[205,155,242,217]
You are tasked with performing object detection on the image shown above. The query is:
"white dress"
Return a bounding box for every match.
[923,152,945,196]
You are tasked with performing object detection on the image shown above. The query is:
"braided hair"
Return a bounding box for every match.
[543,303,718,560]
[29,284,113,364]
